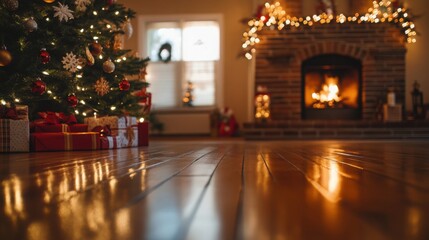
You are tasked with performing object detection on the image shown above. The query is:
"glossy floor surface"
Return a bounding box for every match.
[1,140,429,240]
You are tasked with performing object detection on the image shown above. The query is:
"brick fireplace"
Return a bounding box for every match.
[242,1,429,139]
[254,22,406,121]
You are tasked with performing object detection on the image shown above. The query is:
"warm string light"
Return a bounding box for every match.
[37,10,132,117]
[254,86,271,120]
[242,1,417,59]
[2,9,134,118]
[255,93,271,119]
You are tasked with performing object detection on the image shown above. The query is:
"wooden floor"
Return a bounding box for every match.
[1,139,429,240]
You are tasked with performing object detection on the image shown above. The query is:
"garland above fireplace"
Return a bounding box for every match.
[242,1,416,60]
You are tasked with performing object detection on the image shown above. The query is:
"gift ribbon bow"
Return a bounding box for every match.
[126,125,136,147]
[36,112,77,125]
[0,106,19,120]
[91,125,112,137]
[124,116,136,147]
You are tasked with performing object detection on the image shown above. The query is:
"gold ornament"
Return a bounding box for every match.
[113,34,122,51]
[85,47,95,66]
[43,0,56,3]
[94,77,110,96]
[0,48,12,67]
[102,58,115,73]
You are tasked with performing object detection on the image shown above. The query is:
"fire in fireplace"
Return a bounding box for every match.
[302,54,362,120]
[311,74,342,108]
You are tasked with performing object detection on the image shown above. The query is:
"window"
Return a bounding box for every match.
[140,16,222,109]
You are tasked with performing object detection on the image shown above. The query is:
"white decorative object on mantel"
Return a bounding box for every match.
[383,104,402,122]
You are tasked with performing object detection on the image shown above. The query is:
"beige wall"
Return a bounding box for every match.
[405,0,429,110]
[120,0,429,124]
[119,0,253,125]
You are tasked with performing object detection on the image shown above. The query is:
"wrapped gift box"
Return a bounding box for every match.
[31,123,88,133]
[85,116,120,135]
[85,116,138,148]
[15,105,29,120]
[100,135,130,149]
[117,116,138,147]
[30,132,99,152]
[0,119,30,152]
[32,123,70,133]
[138,122,149,146]
[69,124,88,132]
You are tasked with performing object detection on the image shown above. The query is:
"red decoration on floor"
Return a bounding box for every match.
[30,132,100,151]
[218,107,239,137]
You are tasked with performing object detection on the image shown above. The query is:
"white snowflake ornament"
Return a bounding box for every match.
[62,52,81,73]
[75,0,92,12]
[53,3,74,22]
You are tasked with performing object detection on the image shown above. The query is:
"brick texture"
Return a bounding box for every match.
[254,22,406,121]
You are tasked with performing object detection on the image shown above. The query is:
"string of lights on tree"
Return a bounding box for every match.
[0,0,149,119]
[242,0,417,60]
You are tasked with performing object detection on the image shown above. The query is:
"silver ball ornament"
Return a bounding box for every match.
[25,18,38,32]
[124,20,133,39]
[102,59,115,73]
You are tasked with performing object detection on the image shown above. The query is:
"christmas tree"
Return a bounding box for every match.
[0,0,149,120]
[182,81,194,107]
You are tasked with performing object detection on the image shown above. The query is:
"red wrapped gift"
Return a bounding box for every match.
[85,116,138,148]
[31,123,88,133]
[36,112,77,124]
[32,123,69,133]
[138,122,149,146]
[100,137,110,150]
[69,124,88,132]
[30,132,99,152]
[32,112,88,133]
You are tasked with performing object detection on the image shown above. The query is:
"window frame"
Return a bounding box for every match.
[138,14,224,111]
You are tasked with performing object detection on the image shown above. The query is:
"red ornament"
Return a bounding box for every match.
[67,94,78,107]
[40,48,50,64]
[106,0,116,6]
[89,42,103,56]
[119,78,130,91]
[31,78,46,95]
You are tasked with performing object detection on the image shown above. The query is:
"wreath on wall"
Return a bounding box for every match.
[158,42,172,63]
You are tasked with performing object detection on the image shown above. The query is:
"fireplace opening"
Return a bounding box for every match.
[302,54,362,120]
